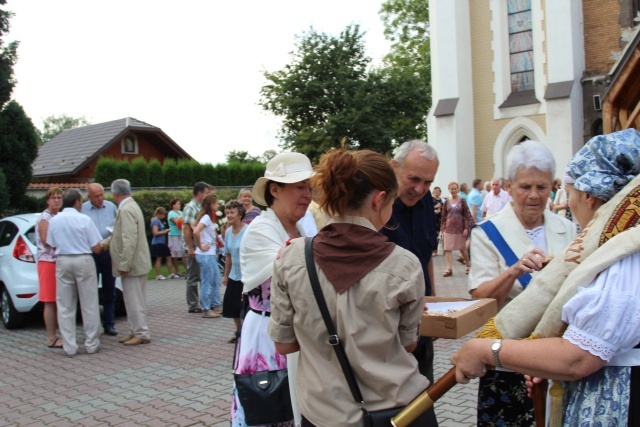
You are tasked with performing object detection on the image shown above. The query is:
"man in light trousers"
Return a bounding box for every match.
[106,179,152,346]
[47,189,104,357]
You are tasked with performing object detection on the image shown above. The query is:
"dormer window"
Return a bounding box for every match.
[121,135,138,154]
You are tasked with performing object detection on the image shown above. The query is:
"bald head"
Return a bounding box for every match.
[87,183,105,208]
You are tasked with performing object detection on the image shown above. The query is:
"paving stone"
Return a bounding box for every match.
[0,256,479,426]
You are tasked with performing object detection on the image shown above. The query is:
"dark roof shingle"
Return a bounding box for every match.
[32,117,158,177]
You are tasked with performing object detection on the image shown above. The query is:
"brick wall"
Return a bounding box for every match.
[583,0,622,75]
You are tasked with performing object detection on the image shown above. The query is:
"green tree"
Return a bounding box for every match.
[260,24,430,161]
[115,160,131,182]
[201,163,215,185]
[39,114,90,144]
[0,167,9,214]
[261,25,369,161]
[0,3,39,207]
[94,157,119,187]
[148,158,164,187]
[379,0,431,104]
[226,150,260,164]
[189,160,203,183]
[0,100,39,206]
[130,156,149,187]
[162,158,179,187]
[176,159,194,187]
[0,1,18,109]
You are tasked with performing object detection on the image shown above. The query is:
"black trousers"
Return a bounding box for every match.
[412,337,438,426]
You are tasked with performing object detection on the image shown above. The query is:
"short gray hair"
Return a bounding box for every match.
[111,179,131,196]
[506,140,555,182]
[393,140,438,167]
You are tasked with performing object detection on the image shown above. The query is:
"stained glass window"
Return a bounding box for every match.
[507,0,533,92]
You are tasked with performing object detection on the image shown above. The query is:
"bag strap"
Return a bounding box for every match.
[232,293,250,372]
[304,237,365,407]
[478,221,532,288]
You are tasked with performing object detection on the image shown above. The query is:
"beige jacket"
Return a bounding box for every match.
[108,198,151,277]
[269,216,429,427]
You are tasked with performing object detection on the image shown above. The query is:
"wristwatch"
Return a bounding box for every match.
[491,339,503,368]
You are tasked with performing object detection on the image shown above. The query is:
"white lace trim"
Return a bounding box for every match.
[564,325,616,361]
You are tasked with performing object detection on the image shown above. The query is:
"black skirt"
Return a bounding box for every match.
[150,243,171,258]
[222,278,243,318]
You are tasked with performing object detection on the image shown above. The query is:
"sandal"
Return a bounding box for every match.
[443,269,452,277]
[47,337,63,348]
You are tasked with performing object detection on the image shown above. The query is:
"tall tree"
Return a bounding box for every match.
[0,1,18,109]
[380,0,430,77]
[261,25,369,161]
[0,3,39,207]
[226,150,260,164]
[0,100,40,205]
[260,24,430,161]
[39,113,90,144]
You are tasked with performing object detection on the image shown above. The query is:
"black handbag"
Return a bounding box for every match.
[304,237,430,427]
[234,370,293,425]
[232,295,293,426]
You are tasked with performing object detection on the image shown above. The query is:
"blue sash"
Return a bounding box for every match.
[478,221,532,288]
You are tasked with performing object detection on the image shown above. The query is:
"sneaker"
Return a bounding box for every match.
[213,306,223,313]
[156,275,167,281]
[202,310,221,318]
[167,274,178,279]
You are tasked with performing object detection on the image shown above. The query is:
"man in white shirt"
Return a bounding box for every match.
[481,178,512,218]
[47,189,104,357]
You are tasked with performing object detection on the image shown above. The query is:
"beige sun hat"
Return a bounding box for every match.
[252,152,314,206]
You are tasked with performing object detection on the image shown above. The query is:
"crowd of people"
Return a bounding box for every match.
[32,129,640,426]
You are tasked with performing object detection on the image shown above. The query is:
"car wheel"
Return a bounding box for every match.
[1,285,26,329]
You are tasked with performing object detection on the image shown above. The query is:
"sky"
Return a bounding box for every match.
[7,0,391,165]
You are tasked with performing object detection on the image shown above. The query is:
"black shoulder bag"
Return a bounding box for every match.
[304,237,430,427]
[233,294,294,425]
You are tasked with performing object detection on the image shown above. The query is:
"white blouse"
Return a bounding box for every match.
[562,251,640,362]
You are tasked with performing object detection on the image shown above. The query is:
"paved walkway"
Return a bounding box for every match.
[0,254,478,426]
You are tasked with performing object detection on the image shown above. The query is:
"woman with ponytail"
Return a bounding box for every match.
[268,149,429,427]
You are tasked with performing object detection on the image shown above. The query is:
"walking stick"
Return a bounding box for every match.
[391,367,457,427]
[533,379,548,427]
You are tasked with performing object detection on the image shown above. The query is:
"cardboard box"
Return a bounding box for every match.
[419,297,497,339]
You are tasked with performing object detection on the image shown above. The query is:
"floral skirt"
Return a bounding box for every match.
[477,370,534,426]
[563,366,632,426]
[231,310,293,427]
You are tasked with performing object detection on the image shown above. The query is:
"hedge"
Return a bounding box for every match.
[94,156,266,188]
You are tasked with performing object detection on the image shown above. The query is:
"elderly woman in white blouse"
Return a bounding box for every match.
[454,129,640,426]
[467,140,577,426]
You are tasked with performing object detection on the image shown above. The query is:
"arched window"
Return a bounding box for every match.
[508,0,534,92]
[493,117,546,177]
[121,135,138,155]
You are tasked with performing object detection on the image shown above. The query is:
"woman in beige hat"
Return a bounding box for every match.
[231,152,314,427]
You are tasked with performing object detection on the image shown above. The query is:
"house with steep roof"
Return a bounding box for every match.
[30,117,192,186]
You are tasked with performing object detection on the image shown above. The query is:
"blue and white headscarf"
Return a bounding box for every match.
[564,129,640,201]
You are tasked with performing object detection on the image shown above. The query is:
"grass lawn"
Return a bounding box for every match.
[147,260,188,280]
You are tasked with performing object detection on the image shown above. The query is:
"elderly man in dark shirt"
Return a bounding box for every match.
[381,139,439,426]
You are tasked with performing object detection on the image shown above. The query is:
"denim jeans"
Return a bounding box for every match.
[195,254,221,310]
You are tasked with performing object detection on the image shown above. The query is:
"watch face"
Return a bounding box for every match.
[491,341,501,351]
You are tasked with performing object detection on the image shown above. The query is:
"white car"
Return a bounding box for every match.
[0,213,124,329]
